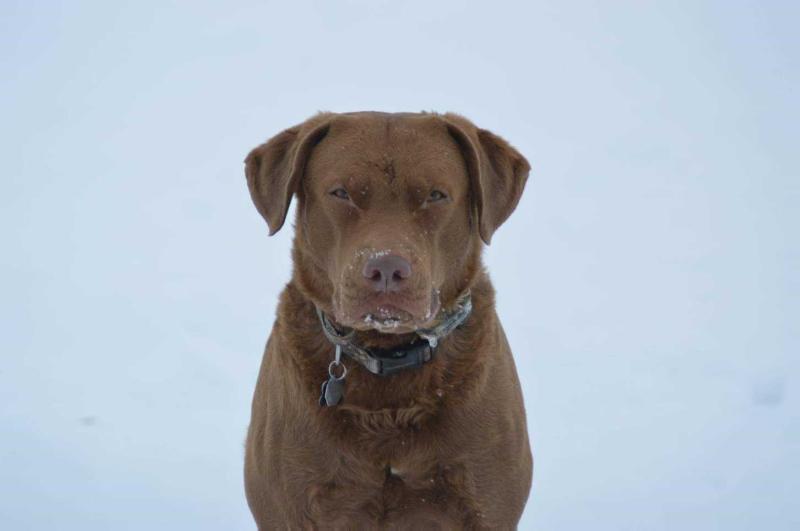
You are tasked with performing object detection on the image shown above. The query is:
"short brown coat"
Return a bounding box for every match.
[244,111,532,529]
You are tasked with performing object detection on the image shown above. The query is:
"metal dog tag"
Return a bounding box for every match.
[319,346,347,407]
[320,376,345,407]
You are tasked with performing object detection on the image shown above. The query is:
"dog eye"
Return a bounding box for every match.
[330,188,350,200]
[427,190,447,202]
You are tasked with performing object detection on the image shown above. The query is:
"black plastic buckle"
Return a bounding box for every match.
[369,341,433,377]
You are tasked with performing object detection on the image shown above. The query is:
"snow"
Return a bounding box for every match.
[1,1,798,530]
[362,312,403,331]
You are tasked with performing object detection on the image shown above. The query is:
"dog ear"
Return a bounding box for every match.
[442,114,530,245]
[244,116,331,235]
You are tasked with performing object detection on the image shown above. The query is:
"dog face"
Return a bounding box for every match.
[245,112,529,334]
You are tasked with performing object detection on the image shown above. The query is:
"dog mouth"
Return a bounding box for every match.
[337,291,441,333]
[361,306,417,332]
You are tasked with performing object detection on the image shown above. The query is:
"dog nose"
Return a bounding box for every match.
[362,254,412,292]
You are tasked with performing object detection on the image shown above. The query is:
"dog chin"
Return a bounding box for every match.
[357,315,416,334]
[351,309,426,334]
[337,301,441,334]
[334,289,442,334]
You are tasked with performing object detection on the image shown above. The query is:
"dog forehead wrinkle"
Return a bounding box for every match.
[384,156,396,182]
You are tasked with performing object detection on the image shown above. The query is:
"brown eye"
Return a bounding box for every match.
[427,190,447,202]
[330,188,350,200]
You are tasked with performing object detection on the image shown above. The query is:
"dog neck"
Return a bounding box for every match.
[276,274,495,416]
[315,293,472,377]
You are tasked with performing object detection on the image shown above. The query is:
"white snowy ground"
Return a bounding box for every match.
[1,1,798,529]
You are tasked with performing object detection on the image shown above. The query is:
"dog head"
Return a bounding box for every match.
[245,112,529,334]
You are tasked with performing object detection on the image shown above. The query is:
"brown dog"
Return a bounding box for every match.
[243,111,532,529]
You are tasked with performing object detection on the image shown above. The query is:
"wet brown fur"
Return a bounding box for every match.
[243,112,532,529]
